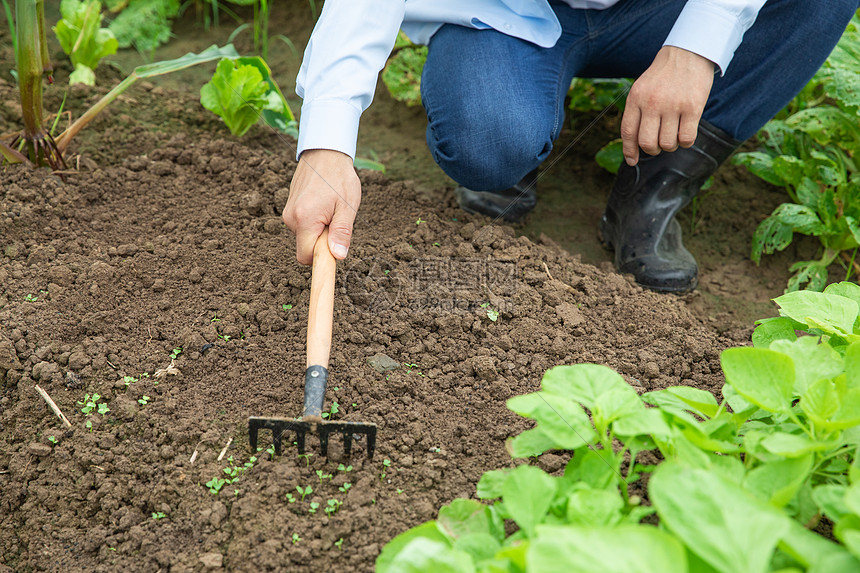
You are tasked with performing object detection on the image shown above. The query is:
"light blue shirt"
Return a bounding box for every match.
[296,0,766,160]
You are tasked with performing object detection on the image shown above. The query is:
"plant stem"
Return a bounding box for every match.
[16,0,47,143]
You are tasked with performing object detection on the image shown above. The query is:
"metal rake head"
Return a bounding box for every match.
[248,416,377,458]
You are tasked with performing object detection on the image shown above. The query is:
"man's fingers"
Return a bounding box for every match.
[638,112,662,156]
[620,106,642,166]
[678,114,700,148]
[659,114,680,153]
[295,221,326,266]
[328,200,358,260]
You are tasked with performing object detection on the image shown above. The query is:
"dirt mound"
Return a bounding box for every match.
[0,124,752,572]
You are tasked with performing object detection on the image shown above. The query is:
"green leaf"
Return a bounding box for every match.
[562,449,618,491]
[564,488,623,526]
[760,432,839,457]
[379,537,476,573]
[847,342,860,389]
[720,347,795,414]
[454,533,501,564]
[437,499,502,543]
[200,59,269,137]
[770,336,844,394]
[812,484,850,522]
[108,0,179,53]
[752,317,800,348]
[501,465,556,539]
[376,522,452,573]
[650,462,790,573]
[541,364,633,410]
[845,481,860,517]
[772,203,827,236]
[53,0,118,84]
[775,291,859,335]
[751,214,795,263]
[595,139,623,174]
[233,56,297,137]
[743,455,814,508]
[611,408,673,439]
[825,282,860,306]
[643,386,719,419]
[476,470,509,500]
[526,525,687,573]
[801,378,840,425]
[506,392,599,454]
[734,152,786,187]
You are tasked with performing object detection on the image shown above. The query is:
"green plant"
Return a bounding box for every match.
[108,0,179,58]
[53,0,118,85]
[334,537,344,550]
[377,286,860,572]
[734,13,860,291]
[480,302,499,322]
[170,347,183,359]
[137,395,150,405]
[281,303,293,311]
[292,532,301,545]
[308,501,320,515]
[78,392,109,416]
[205,455,257,494]
[316,469,332,483]
[381,32,427,107]
[337,463,353,473]
[47,435,58,445]
[285,492,296,503]
[297,452,312,467]
[338,482,351,493]
[24,293,38,302]
[321,401,339,420]
[325,498,342,517]
[123,375,138,386]
[200,56,296,138]
[296,485,312,502]
[380,459,391,481]
[151,511,166,520]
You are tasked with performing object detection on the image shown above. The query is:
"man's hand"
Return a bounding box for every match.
[621,46,716,166]
[283,149,361,265]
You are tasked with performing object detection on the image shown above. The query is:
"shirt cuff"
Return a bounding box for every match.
[296,99,362,160]
[663,2,745,75]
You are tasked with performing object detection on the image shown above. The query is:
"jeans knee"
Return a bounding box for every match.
[427,113,550,191]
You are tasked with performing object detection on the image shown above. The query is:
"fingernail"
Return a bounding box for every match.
[625,157,636,166]
[331,243,348,258]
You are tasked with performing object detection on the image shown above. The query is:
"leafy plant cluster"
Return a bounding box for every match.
[734,12,860,291]
[378,282,860,572]
[205,454,257,494]
[54,0,118,85]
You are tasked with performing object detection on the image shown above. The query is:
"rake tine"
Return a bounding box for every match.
[248,420,260,452]
[343,432,352,457]
[272,426,283,455]
[296,430,306,454]
[319,426,330,457]
[367,428,377,459]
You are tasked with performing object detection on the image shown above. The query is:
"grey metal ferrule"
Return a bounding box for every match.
[303,365,329,418]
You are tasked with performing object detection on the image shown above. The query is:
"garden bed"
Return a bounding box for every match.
[0,5,823,572]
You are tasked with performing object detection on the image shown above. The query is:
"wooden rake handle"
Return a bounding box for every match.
[307,228,336,369]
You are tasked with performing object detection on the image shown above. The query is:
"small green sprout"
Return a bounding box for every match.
[24,293,38,302]
[339,482,352,493]
[337,464,353,473]
[218,334,231,341]
[206,477,226,494]
[97,403,110,415]
[78,393,99,415]
[137,395,150,405]
[383,269,391,275]
[151,512,166,520]
[308,501,320,514]
[48,435,58,445]
[334,538,344,550]
[433,242,441,247]
[480,302,499,321]
[211,312,221,322]
[266,444,276,457]
[396,488,404,495]
[316,470,333,483]
[286,492,296,503]
[123,375,138,387]
[170,347,183,360]
[321,401,339,419]
[292,533,301,545]
[298,453,313,467]
[85,420,93,432]
[380,459,392,480]
[297,485,313,502]
[281,303,293,311]
[415,217,426,225]
[325,498,342,517]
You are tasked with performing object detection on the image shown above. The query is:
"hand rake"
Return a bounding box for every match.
[248,229,377,458]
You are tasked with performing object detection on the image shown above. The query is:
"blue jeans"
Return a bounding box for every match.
[421,0,859,191]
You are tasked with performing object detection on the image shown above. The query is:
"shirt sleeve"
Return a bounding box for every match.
[295,0,405,159]
[663,0,767,75]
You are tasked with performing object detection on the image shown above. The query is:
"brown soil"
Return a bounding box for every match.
[0,3,826,572]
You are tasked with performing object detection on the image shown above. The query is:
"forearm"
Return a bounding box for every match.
[296,0,406,159]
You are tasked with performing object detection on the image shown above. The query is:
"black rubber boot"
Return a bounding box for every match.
[599,120,740,293]
[454,169,538,222]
